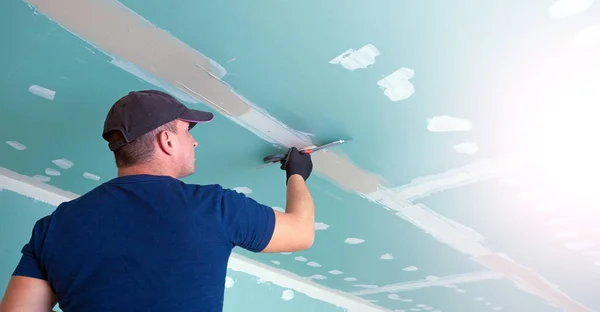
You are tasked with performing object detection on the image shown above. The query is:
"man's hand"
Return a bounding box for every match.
[261,147,315,253]
[280,147,313,183]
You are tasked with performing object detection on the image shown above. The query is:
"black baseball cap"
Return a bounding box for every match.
[102,90,214,151]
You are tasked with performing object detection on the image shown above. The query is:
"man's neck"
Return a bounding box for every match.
[117,163,177,179]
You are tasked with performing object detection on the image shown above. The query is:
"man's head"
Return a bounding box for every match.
[102,90,213,178]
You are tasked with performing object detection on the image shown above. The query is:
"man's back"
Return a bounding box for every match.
[12,174,276,312]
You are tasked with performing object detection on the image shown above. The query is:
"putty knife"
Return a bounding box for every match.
[260,139,348,168]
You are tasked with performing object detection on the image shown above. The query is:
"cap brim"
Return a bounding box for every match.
[178,108,214,129]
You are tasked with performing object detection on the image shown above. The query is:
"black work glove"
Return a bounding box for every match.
[280,147,313,183]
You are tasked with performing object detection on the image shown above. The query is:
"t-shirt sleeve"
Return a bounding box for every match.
[218,187,276,252]
[12,215,52,280]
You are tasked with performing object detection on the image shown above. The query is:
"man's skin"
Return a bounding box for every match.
[0,119,315,311]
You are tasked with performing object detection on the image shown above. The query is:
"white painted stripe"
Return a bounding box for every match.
[228,254,388,311]
[391,158,507,200]
[350,271,505,295]
[358,186,490,257]
[0,167,78,206]
[0,167,389,312]
[357,186,592,311]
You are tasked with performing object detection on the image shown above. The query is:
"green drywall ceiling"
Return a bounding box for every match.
[1,0,600,311]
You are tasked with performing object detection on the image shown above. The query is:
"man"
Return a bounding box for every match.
[0,90,315,312]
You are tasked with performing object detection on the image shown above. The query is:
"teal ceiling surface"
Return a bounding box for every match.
[2,0,600,311]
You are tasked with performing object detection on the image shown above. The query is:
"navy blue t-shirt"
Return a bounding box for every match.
[12,174,276,312]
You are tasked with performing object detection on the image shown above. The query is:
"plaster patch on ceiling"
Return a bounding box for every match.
[280,252,292,255]
[45,168,61,176]
[28,85,56,100]
[32,175,51,182]
[344,277,358,282]
[83,172,101,181]
[344,238,365,244]
[359,186,490,256]
[225,276,235,288]
[307,261,321,267]
[224,92,314,147]
[427,116,472,132]
[387,294,408,301]
[28,0,250,117]
[52,158,73,170]
[329,44,380,71]
[294,256,307,262]
[377,68,415,101]
[110,57,202,104]
[453,142,479,155]
[315,222,329,230]
[281,289,295,301]
[204,59,227,79]
[329,270,343,275]
[379,253,393,260]
[232,186,252,194]
[402,266,418,272]
[0,168,78,206]
[271,261,280,265]
[354,272,504,295]
[5,141,27,150]
[353,284,379,289]
[310,151,380,193]
[548,0,594,18]
[392,158,505,200]
[307,274,327,280]
[571,24,600,49]
[391,296,412,303]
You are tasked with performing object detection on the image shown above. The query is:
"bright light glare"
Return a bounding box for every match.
[533,79,600,203]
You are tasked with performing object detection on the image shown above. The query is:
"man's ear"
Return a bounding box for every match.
[157,129,176,155]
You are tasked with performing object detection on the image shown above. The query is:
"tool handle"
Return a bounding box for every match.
[262,140,347,164]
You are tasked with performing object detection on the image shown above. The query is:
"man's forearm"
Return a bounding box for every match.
[285,174,315,234]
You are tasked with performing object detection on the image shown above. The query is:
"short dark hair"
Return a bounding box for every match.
[107,120,178,168]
